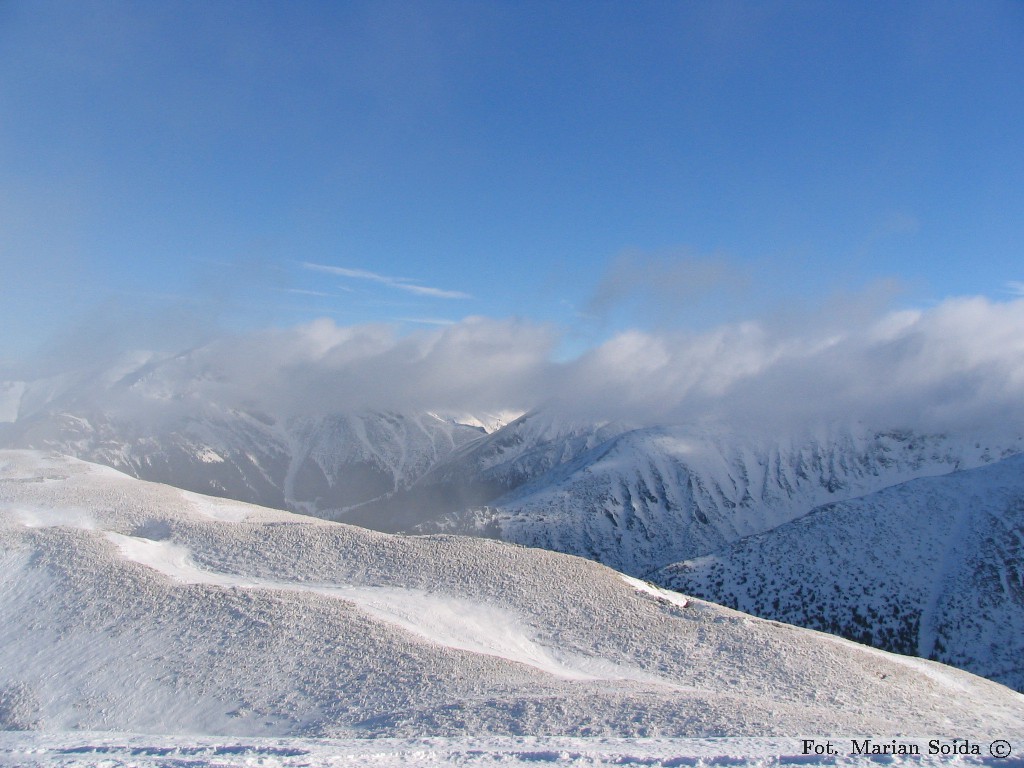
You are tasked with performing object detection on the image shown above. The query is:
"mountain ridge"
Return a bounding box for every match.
[2,449,1022,738]
[654,452,1024,692]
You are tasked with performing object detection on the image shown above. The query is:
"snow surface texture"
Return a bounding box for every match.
[656,453,1024,693]
[4,733,1024,767]
[2,450,1023,745]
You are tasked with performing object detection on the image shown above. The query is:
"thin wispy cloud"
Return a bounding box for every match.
[396,317,458,326]
[285,288,346,297]
[586,251,747,327]
[1006,281,1024,297]
[307,265,395,282]
[395,283,472,299]
[303,262,472,300]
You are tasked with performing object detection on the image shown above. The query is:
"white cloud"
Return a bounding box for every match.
[304,264,395,282]
[24,293,1024,442]
[261,296,1021,438]
[1005,281,1024,297]
[303,262,471,300]
[180,316,555,417]
[394,283,472,299]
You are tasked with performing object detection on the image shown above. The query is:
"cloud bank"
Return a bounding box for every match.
[13,295,1024,440]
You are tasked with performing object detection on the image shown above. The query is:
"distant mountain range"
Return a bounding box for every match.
[385,413,1018,575]
[0,353,489,516]
[2,349,1022,691]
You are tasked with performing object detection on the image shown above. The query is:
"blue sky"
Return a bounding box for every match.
[2,0,1023,366]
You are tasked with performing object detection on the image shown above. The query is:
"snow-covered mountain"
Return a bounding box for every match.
[654,453,1024,693]
[375,414,1019,575]
[4,358,1019,582]
[339,411,632,531]
[0,352,487,517]
[3,449,1022,740]
[4,353,1023,698]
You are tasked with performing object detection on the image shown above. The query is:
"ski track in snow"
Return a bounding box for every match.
[94,525,680,687]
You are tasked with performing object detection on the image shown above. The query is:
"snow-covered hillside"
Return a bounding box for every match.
[4,353,1023,700]
[3,450,1022,741]
[340,411,631,532]
[655,453,1024,692]
[5,361,1019,582]
[390,416,1019,575]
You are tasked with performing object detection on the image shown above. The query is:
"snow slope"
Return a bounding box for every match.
[655,453,1024,692]
[2,450,1022,741]
[6,356,1019,585]
[341,411,631,532]
[4,732,1023,767]
[391,417,1019,575]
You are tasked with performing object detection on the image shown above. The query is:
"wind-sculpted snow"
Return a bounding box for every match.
[5,367,1023,698]
[2,450,1022,741]
[101,530,663,683]
[656,453,1024,692]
